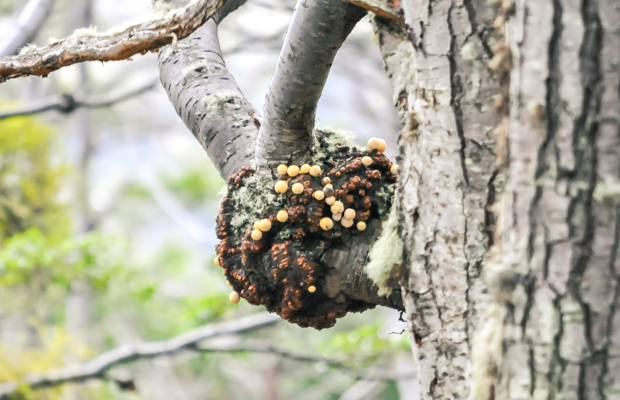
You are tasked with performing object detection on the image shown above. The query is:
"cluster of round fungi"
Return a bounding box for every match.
[214,135,398,329]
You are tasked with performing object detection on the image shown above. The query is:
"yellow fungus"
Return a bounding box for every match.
[287,165,300,177]
[332,213,342,221]
[322,177,331,185]
[226,280,232,286]
[309,165,321,176]
[300,164,311,174]
[391,164,399,174]
[251,229,263,240]
[320,217,334,230]
[357,221,367,231]
[343,208,356,220]
[367,137,380,150]
[325,197,336,205]
[292,182,304,194]
[275,180,288,193]
[214,257,220,266]
[341,218,354,228]
[229,291,240,303]
[277,210,289,222]
[277,164,288,175]
[331,201,344,214]
[258,219,272,232]
[253,221,261,230]
[308,285,316,293]
[377,139,387,153]
[362,156,372,166]
[314,190,325,200]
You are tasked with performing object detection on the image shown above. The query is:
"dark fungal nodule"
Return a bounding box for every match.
[215,130,397,329]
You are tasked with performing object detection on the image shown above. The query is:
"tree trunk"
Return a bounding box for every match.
[377,0,619,398]
[375,0,500,398]
[489,0,620,398]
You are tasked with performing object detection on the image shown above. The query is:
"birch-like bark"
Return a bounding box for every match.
[488,0,620,398]
[375,0,500,398]
[254,0,367,171]
[157,0,258,179]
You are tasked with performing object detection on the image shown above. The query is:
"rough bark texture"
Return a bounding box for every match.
[488,0,620,398]
[254,0,367,171]
[375,0,501,398]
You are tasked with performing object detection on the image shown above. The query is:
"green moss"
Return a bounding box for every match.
[364,204,403,296]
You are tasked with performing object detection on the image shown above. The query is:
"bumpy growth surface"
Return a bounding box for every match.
[215,131,397,329]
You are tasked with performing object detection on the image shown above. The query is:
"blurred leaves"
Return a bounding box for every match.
[0,113,70,243]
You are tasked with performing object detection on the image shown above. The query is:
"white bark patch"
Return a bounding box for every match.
[202,91,243,119]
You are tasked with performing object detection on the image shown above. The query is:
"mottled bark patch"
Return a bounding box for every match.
[215,131,398,329]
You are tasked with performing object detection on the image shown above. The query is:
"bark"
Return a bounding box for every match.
[254,0,367,171]
[375,0,501,398]
[488,0,620,398]
[0,0,225,81]
[157,0,258,179]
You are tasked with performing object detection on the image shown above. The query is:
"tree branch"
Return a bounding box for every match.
[194,341,417,381]
[0,313,280,398]
[0,0,226,82]
[340,0,403,24]
[0,0,57,58]
[0,79,158,120]
[157,0,258,179]
[254,0,367,171]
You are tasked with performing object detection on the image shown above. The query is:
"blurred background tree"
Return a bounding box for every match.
[0,0,416,398]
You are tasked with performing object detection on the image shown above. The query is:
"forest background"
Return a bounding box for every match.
[0,0,418,398]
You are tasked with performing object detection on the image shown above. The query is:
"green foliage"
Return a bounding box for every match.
[319,322,410,365]
[0,115,70,243]
[0,228,123,290]
[162,169,224,204]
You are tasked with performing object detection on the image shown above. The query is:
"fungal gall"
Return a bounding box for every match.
[320,217,334,230]
[215,133,396,329]
[287,165,300,177]
[277,164,288,175]
[229,291,240,303]
[309,165,321,177]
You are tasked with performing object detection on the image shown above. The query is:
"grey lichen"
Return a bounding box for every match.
[228,175,285,237]
[202,91,243,119]
[364,203,403,296]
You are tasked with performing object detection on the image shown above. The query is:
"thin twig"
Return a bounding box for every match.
[340,0,404,24]
[0,79,159,120]
[0,313,280,398]
[195,341,417,381]
[0,0,227,82]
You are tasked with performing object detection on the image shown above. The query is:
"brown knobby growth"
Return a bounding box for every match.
[215,137,397,329]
